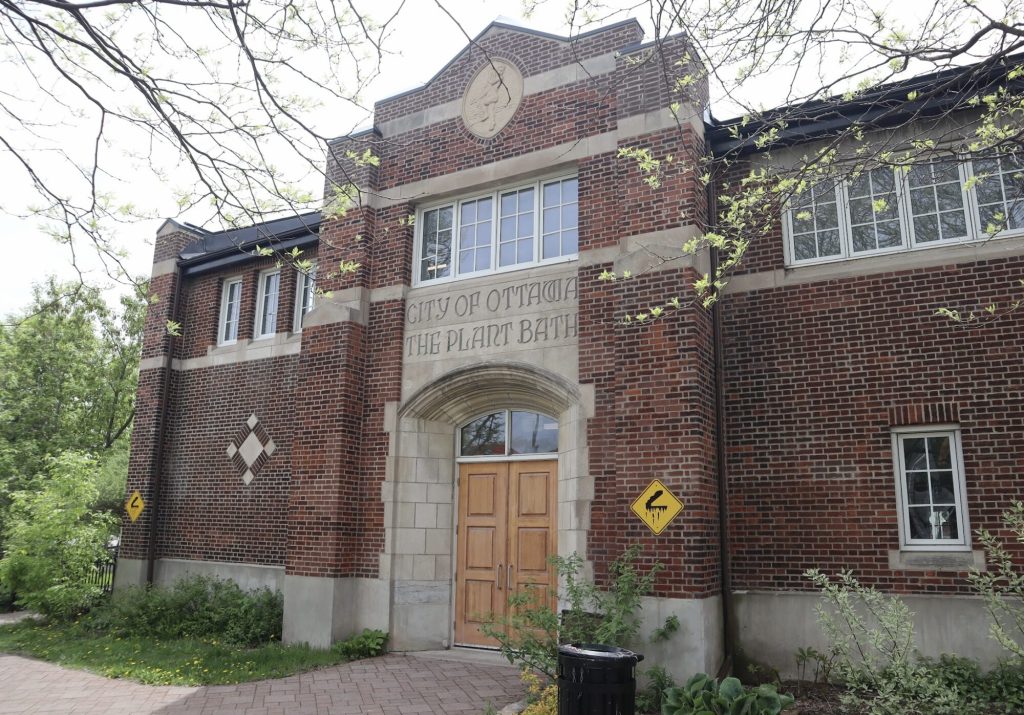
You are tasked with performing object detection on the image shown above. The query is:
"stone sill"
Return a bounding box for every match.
[887,549,986,572]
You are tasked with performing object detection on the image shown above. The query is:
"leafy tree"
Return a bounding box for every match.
[0,451,118,619]
[0,279,144,536]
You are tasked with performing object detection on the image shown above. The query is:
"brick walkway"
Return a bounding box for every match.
[0,650,525,714]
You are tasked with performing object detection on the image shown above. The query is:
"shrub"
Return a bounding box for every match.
[521,670,557,715]
[482,545,676,678]
[85,575,282,646]
[969,500,1024,659]
[332,629,388,659]
[0,452,117,619]
[807,568,1024,715]
[637,664,677,713]
[661,673,795,715]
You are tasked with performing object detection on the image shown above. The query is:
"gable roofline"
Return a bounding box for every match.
[707,53,1024,156]
[373,17,643,108]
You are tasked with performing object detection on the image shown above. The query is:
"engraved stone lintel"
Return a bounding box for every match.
[462,59,524,139]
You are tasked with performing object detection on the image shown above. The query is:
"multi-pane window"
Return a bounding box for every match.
[906,159,969,244]
[892,428,969,550]
[255,269,281,338]
[420,206,454,282]
[848,168,902,253]
[785,152,1024,265]
[788,183,842,261]
[973,152,1024,234]
[499,187,536,268]
[415,175,578,285]
[294,263,317,332]
[541,178,579,259]
[458,198,493,275]
[459,410,559,457]
[218,277,242,345]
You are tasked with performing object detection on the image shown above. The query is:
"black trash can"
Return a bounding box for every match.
[557,643,644,715]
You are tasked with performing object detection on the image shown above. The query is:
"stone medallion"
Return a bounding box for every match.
[462,58,523,139]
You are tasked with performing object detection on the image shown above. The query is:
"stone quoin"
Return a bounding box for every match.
[116,17,1024,679]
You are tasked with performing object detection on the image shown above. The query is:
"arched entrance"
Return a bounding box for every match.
[384,363,592,651]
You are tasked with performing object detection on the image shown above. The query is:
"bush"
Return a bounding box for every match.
[807,569,1024,714]
[969,500,1024,659]
[332,629,388,659]
[0,452,117,619]
[85,575,282,647]
[661,673,795,715]
[482,545,677,678]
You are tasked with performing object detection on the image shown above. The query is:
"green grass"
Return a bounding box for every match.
[0,618,354,685]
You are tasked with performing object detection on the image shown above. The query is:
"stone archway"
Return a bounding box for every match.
[381,362,593,650]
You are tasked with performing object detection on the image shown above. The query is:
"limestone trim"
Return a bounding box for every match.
[887,549,986,572]
[368,106,691,209]
[381,362,592,651]
[151,258,179,278]
[170,333,302,372]
[724,233,1024,295]
[461,59,524,139]
[139,356,172,372]
[376,52,618,139]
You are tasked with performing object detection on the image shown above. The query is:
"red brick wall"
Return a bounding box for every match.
[722,257,1024,595]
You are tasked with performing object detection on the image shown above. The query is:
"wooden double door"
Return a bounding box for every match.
[454,460,557,647]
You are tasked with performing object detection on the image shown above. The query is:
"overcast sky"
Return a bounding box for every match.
[0,2,590,316]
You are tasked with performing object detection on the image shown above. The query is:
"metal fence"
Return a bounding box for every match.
[86,544,119,595]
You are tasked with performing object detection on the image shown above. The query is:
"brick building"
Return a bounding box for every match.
[116,18,1024,678]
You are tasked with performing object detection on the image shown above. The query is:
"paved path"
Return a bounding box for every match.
[0,650,524,714]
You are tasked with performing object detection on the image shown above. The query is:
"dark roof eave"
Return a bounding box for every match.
[180,232,319,277]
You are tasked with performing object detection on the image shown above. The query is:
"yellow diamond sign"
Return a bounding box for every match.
[630,480,683,535]
[125,490,145,523]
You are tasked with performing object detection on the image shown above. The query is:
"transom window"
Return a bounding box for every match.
[892,427,969,551]
[785,151,1023,265]
[459,410,559,457]
[416,176,578,285]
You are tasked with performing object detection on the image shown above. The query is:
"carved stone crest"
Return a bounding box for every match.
[461,59,523,138]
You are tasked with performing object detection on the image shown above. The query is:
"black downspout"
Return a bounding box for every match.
[707,167,736,676]
[146,265,181,585]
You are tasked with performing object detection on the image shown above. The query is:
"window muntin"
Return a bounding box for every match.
[892,428,969,550]
[459,410,559,457]
[541,178,579,260]
[293,263,317,332]
[785,153,1024,266]
[499,187,536,267]
[255,269,281,339]
[414,175,577,285]
[218,277,242,345]
[972,152,1024,235]
[420,206,454,282]
[789,183,843,262]
[848,168,903,253]
[458,197,493,275]
[906,159,970,245]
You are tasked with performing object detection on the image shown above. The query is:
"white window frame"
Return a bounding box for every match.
[783,151,1023,267]
[891,425,971,552]
[254,267,281,340]
[413,173,578,287]
[293,262,317,333]
[217,276,243,346]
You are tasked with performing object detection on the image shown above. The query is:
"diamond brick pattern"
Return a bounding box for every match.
[226,414,276,485]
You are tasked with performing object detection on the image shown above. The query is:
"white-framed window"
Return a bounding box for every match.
[218,276,243,346]
[254,268,281,339]
[293,263,317,332]
[891,426,970,551]
[784,151,1023,266]
[415,175,578,285]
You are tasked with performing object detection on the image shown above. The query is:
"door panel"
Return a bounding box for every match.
[455,463,507,647]
[508,461,558,602]
[455,459,557,647]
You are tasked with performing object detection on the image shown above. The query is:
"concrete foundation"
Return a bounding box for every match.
[632,595,724,684]
[282,575,390,649]
[735,590,1010,678]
